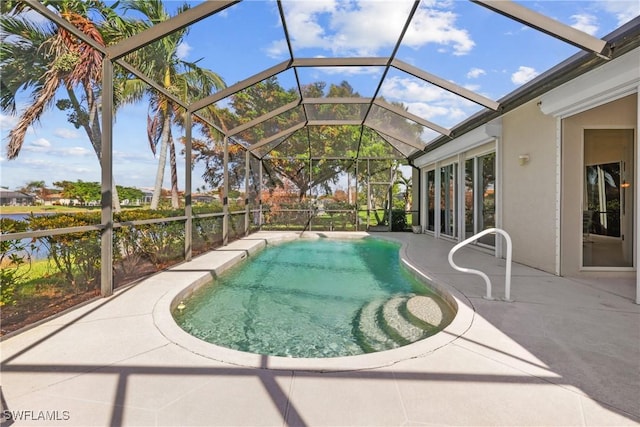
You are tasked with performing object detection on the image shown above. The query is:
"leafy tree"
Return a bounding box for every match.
[54,180,101,204]
[53,180,145,204]
[19,180,46,198]
[116,186,144,204]
[395,170,412,210]
[221,78,362,200]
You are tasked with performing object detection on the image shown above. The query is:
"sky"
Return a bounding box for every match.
[1,0,638,193]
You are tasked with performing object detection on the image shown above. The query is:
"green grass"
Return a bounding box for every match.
[0,205,97,215]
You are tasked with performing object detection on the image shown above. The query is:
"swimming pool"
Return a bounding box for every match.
[173,236,455,358]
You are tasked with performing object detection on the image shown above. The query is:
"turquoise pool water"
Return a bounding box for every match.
[174,238,451,358]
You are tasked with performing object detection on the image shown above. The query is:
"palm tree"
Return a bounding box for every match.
[0,0,128,211]
[395,170,412,210]
[118,0,225,209]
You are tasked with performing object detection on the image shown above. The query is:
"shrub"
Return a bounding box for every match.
[391,209,407,231]
[0,218,34,306]
[28,213,101,291]
[114,209,185,268]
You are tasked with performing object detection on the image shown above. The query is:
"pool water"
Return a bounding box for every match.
[174,238,452,358]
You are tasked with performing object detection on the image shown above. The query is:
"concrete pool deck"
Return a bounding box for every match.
[1,231,639,426]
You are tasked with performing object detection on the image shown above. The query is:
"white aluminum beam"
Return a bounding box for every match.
[307,120,363,126]
[473,0,610,58]
[292,57,388,67]
[302,98,373,104]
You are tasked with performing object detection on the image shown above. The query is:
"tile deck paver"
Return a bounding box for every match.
[1,231,639,426]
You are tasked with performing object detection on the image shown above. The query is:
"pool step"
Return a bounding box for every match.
[405,295,446,331]
[354,294,447,353]
[380,296,425,345]
[353,299,400,353]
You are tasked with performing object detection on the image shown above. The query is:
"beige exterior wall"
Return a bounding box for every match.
[502,100,558,273]
[560,94,637,276]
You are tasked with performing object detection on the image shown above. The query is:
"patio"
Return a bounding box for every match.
[1,231,638,426]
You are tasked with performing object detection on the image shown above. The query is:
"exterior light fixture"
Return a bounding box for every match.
[518,154,530,166]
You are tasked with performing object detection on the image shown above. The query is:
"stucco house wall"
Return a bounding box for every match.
[501,100,559,273]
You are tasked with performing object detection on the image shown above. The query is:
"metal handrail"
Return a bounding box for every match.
[447,227,513,302]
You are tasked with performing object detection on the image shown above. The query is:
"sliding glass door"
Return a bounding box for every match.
[424,169,436,232]
[440,163,457,238]
[583,129,634,268]
[464,152,496,246]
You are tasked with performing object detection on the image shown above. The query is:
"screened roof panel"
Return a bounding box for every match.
[374,131,422,158]
[115,2,286,105]
[257,127,312,159]
[280,0,415,59]
[118,0,632,162]
[303,102,369,122]
[251,127,301,159]
[175,1,287,98]
[379,67,485,133]
[364,104,433,150]
[357,128,407,160]
[235,106,306,144]
[295,67,383,99]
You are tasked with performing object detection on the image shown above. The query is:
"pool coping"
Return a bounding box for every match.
[152,231,475,372]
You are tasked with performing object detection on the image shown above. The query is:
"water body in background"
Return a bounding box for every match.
[1,213,55,260]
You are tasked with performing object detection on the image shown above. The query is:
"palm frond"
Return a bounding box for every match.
[6,69,61,158]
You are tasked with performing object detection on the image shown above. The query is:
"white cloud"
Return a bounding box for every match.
[404,7,474,56]
[113,150,154,162]
[53,128,81,139]
[60,147,91,156]
[32,138,51,147]
[25,138,51,152]
[511,66,539,85]
[599,0,640,26]
[380,76,477,126]
[466,68,486,79]
[176,41,192,60]
[70,166,93,174]
[279,0,474,56]
[570,14,599,35]
[265,39,289,58]
[0,113,19,130]
[315,65,383,77]
[405,102,466,122]
[22,158,52,167]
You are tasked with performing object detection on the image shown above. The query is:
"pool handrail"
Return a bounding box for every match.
[447,227,513,302]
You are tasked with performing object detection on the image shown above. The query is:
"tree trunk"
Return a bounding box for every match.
[169,134,180,209]
[69,85,122,212]
[150,114,172,209]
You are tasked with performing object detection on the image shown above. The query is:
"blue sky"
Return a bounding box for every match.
[1,0,638,192]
